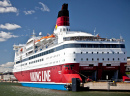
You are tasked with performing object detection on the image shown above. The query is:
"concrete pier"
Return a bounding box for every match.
[84,82,130,91]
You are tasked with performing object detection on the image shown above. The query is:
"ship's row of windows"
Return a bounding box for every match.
[22,57,61,65]
[74,51,125,54]
[65,44,125,48]
[21,63,27,66]
[47,54,60,59]
[74,58,126,61]
[15,43,125,64]
[64,64,112,67]
[29,58,44,64]
[60,28,70,32]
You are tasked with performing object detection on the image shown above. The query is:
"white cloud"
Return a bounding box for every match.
[23,10,35,15]
[0,23,21,30]
[0,6,17,13]
[38,2,50,12]
[23,2,50,15]
[0,62,14,72]
[0,0,18,15]
[0,31,18,42]
[0,0,11,7]
[0,38,6,41]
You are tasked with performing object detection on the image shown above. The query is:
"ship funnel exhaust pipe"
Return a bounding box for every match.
[56,3,69,26]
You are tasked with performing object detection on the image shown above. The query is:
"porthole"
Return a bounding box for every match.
[81,58,83,61]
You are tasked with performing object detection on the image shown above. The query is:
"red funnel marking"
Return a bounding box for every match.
[56,16,69,26]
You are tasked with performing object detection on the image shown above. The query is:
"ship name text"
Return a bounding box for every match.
[30,70,51,82]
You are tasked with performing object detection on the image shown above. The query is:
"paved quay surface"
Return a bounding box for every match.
[84,82,130,91]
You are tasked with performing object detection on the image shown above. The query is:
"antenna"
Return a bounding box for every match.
[33,29,35,35]
[32,29,36,37]
[94,27,96,36]
[120,34,123,39]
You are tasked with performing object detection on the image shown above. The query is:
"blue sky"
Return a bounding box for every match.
[0,0,130,70]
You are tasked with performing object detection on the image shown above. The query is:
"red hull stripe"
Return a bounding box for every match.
[13,63,82,83]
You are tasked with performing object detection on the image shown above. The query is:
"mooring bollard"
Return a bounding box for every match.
[72,78,80,92]
[107,82,110,91]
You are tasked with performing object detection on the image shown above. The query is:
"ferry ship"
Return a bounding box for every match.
[13,4,127,90]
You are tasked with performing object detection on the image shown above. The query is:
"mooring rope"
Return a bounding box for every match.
[72,69,88,78]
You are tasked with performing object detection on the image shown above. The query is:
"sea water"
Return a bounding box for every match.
[0,82,130,96]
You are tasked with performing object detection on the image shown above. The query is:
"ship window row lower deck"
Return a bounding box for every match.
[74,58,126,61]
[74,51,125,54]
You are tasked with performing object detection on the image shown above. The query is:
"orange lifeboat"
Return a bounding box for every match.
[35,34,55,43]
[47,34,55,39]
[35,39,40,43]
[44,36,48,39]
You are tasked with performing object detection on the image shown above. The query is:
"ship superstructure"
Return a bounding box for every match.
[13,4,127,90]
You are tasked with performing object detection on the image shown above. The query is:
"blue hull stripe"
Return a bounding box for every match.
[20,83,67,90]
